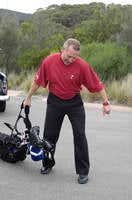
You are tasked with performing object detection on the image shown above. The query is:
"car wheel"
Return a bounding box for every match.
[0,101,6,112]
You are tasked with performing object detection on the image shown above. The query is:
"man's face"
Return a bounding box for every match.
[61,45,80,65]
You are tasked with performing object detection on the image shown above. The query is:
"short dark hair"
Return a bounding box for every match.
[63,38,80,51]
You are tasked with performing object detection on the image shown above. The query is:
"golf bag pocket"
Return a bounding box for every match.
[29,145,44,161]
[0,132,27,163]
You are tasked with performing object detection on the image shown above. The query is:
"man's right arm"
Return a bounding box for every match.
[24,81,40,106]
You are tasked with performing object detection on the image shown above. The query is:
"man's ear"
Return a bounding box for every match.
[59,47,62,53]
[60,48,64,52]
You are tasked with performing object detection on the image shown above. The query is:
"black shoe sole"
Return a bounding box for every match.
[78,176,88,184]
[40,167,52,174]
[78,179,88,184]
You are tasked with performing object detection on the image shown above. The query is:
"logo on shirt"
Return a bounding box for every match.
[70,75,74,79]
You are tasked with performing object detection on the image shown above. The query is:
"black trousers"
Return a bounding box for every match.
[43,93,90,175]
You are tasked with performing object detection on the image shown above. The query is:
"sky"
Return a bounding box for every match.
[0,0,132,14]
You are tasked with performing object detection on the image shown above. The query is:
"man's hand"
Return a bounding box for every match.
[98,88,111,115]
[102,104,111,115]
[24,97,31,107]
[102,99,111,115]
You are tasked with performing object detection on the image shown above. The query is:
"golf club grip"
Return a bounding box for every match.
[21,101,24,109]
[25,105,30,115]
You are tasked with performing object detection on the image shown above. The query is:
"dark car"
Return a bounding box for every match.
[0,72,10,112]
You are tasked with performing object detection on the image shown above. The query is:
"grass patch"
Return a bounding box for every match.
[107,73,132,105]
[8,71,48,96]
[8,72,26,90]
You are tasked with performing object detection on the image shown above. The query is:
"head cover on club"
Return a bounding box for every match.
[29,145,44,161]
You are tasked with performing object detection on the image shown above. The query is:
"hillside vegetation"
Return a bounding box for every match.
[0,9,31,24]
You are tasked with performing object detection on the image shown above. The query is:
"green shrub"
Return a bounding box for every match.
[18,46,50,71]
[80,42,132,81]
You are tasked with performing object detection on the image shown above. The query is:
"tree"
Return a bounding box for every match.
[0,16,19,73]
[18,21,36,50]
[117,6,132,50]
[31,11,67,48]
[18,46,50,71]
[74,5,123,43]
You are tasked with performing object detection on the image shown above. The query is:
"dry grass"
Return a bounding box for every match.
[107,73,132,105]
[8,72,25,90]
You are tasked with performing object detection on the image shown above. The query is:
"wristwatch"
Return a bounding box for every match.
[102,99,110,106]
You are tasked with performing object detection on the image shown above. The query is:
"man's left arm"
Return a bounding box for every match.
[80,63,111,115]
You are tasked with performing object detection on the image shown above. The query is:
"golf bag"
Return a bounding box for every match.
[0,132,27,163]
[0,101,55,167]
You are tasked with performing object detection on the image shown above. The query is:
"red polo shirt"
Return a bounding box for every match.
[34,53,104,100]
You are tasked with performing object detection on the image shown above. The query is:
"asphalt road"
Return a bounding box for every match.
[0,96,131,200]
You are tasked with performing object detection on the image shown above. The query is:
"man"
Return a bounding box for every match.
[24,38,111,184]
